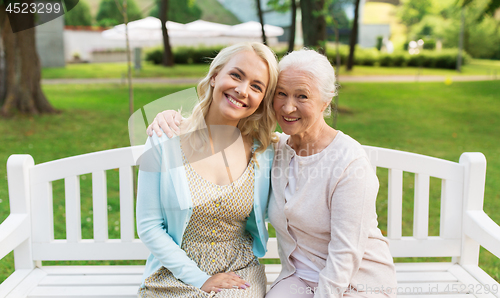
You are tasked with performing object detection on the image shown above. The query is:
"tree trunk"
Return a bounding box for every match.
[159,0,174,67]
[0,9,6,106]
[346,0,361,71]
[288,0,297,53]
[457,7,464,73]
[0,3,58,117]
[256,0,267,45]
[300,0,326,53]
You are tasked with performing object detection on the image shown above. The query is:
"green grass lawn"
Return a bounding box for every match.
[41,59,500,79]
[0,81,499,284]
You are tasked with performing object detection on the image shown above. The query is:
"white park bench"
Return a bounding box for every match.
[0,145,499,297]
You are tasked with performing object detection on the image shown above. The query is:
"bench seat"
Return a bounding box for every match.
[3,263,499,297]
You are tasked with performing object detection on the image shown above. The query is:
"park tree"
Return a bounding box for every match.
[346,0,360,71]
[150,0,203,66]
[149,0,202,24]
[256,0,267,44]
[159,0,174,66]
[64,0,92,26]
[0,0,59,117]
[301,0,327,52]
[268,0,297,52]
[96,0,142,27]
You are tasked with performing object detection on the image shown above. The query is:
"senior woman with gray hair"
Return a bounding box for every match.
[147,49,397,298]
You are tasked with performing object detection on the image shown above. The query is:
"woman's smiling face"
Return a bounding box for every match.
[208,50,269,126]
[273,68,329,136]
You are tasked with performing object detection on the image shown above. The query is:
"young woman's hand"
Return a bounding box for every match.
[200,272,251,293]
[146,110,182,138]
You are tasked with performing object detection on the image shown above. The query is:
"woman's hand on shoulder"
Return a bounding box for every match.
[146,110,182,138]
[200,272,251,293]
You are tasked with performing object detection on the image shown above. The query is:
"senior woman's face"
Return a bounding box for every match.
[273,69,328,136]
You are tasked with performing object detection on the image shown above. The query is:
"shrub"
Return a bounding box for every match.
[354,48,379,66]
[392,52,408,67]
[145,45,225,65]
[325,45,349,66]
[379,53,393,67]
[403,49,470,69]
[145,47,163,65]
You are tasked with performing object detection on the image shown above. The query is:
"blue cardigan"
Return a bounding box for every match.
[136,132,274,288]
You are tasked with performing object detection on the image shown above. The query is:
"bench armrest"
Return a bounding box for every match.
[0,214,30,260]
[464,210,500,259]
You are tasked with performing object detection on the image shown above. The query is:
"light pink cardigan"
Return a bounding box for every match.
[268,131,397,298]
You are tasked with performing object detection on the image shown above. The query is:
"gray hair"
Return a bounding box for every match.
[278,49,337,116]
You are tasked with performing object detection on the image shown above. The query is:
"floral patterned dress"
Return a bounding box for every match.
[138,151,266,298]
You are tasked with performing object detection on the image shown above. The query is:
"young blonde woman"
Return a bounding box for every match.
[136,42,279,297]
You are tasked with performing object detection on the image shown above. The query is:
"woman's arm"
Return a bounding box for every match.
[315,157,378,298]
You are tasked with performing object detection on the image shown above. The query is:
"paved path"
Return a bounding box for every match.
[42,75,499,85]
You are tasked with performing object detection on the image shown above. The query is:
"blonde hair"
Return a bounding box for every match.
[182,42,279,154]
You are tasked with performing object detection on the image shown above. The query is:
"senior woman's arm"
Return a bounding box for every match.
[316,156,379,298]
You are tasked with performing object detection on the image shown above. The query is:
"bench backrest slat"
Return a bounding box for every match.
[387,168,403,240]
[119,166,135,242]
[65,176,82,242]
[413,173,430,240]
[440,179,463,239]
[31,181,54,244]
[92,170,108,242]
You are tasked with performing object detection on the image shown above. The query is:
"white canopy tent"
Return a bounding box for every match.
[102,17,284,41]
[228,21,284,37]
[101,17,188,40]
[184,20,232,37]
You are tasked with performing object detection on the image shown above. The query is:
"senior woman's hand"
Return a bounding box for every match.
[146,110,182,138]
[201,272,251,293]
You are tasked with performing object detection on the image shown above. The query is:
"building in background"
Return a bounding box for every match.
[36,13,65,67]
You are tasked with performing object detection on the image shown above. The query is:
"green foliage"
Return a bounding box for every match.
[267,0,292,13]
[422,37,436,50]
[402,0,500,60]
[149,0,202,24]
[398,0,433,27]
[439,9,500,59]
[96,0,142,27]
[64,0,92,26]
